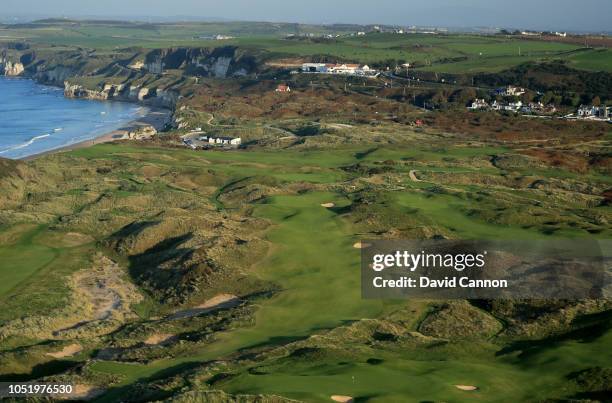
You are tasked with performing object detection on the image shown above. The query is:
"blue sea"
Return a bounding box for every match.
[0,77,145,159]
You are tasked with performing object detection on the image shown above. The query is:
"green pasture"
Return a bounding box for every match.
[567,48,612,72]
[3,22,604,73]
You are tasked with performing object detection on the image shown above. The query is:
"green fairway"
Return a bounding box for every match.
[0,225,56,297]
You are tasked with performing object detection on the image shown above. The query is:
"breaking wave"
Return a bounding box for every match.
[0,133,51,154]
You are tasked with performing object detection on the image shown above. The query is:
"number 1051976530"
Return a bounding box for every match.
[1,383,74,397]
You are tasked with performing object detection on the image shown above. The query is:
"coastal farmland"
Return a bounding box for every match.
[1,20,610,73]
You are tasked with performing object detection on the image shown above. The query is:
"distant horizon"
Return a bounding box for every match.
[1,0,611,33]
[0,14,610,35]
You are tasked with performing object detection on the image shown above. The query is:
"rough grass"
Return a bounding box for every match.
[0,123,609,401]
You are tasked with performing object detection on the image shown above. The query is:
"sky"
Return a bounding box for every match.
[2,0,611,32]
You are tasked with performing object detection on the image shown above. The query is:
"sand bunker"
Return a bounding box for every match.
[144,333,176,346]
[46,343,83,359]
[321,203,335,208]
[331,396,354,403]
[353,241,372,249]
[168,294,241,320]
[455,385,479,391]
[409,170,422,182]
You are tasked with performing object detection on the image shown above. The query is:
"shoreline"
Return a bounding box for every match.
[22,106,172,161]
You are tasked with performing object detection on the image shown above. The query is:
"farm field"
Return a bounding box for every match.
[2,20,610,73]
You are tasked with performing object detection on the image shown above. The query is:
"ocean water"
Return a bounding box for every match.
[0,77,146,159]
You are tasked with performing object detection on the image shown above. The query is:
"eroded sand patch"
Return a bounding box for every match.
[321,203,335,208]
[409,170,422,182]
[455,385,478,391]
[331,396,354,403]
[46,343,83,359]
[0,255,142,341]
[65,385,105,401]
[168,294,241,320]
[144,333,176,346]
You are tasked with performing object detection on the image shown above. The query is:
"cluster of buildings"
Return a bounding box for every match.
[520,31,567,37]
[300,63,379,77]
[183,135,242,149]
[494,86,527,97]
[196,34,235,40]
[573,105,610,121]
[469,99,557,114]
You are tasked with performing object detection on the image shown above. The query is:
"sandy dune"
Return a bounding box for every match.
[46,343,83,358]
[144,333,176,346]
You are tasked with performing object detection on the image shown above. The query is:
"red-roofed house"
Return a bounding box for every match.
[275,84,291,93]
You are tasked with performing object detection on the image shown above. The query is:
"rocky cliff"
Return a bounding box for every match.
[142,46,257,78]
[63,82,179,109]
[0,52,25,76]
[1,45,262,109]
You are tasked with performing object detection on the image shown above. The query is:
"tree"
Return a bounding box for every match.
[592,96,601,106]
[451,88,477,105]
[521,91,535,103]
[541,91,555,105]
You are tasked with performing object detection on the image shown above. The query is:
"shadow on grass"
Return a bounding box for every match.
[496,310,612,359]
[93,361,204,403]
[0,360,81,382]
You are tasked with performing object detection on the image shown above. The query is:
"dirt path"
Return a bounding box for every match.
[167,294,241,320]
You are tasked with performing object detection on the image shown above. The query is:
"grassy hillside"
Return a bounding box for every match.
[0,111,610,401]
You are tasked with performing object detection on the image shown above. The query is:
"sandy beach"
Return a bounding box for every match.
[23,106,172,161]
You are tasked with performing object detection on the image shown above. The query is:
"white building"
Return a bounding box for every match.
[197,135,242,147]
[469,99,489,110]
[496,86,526,97]
[577,105,610,119]
[301,63,328,73]
[300,63,378,77]
[491,100,523,112]
[327,63,360,75]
